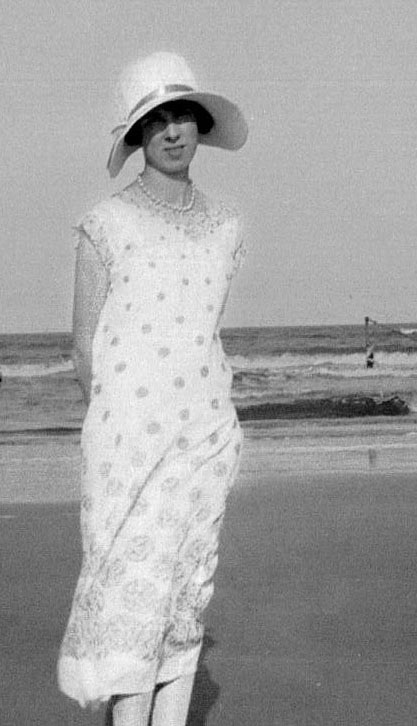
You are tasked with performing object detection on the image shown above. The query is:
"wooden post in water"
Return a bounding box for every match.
[364,316,375,368]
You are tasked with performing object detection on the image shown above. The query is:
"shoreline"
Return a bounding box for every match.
[1,416,417,505]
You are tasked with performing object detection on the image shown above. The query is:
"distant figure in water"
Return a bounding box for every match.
[366,345,375,369]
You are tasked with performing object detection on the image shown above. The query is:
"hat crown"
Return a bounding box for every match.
[115,52,198,123]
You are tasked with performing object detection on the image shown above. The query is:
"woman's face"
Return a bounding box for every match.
[140,101,199,175]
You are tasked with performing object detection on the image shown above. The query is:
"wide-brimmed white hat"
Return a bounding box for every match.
[107,52,248,177]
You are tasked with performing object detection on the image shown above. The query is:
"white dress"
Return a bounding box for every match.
[57,186,245,707]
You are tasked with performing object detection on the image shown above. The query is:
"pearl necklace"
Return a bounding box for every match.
[137,174,195,213]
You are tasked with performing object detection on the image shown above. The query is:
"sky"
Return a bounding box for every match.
[2,0,417,332]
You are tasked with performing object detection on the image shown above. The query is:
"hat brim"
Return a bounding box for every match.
[107,91,248,177]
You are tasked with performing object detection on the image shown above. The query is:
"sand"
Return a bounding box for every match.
[2,440,417,725]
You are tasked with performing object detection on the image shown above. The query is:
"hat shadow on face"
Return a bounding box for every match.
[124,101,215,149]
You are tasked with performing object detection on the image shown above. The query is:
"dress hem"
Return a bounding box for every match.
[57,642,202,708]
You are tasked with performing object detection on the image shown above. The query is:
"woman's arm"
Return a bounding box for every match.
[72,232,109,405]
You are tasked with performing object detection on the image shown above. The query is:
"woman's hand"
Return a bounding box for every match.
[72,232,109,405]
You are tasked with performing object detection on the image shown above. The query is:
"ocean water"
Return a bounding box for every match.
[2,324,417,434]
[2,325,417,502]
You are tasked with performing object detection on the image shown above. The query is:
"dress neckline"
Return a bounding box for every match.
[112,183,205,225]
[109,184,235,240]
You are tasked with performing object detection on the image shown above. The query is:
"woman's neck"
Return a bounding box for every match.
[140,166,191,206]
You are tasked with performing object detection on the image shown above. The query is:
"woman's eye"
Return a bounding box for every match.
[149,115,165,125]
[142,109,195,129]
[143,112,166,127]
[174,112,194,123]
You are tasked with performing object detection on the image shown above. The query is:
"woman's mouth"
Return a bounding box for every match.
[165,147,185,158]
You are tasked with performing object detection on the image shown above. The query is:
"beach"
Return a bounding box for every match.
[2,421,417,725]
[2,465,417,725]
[2,327,417,724]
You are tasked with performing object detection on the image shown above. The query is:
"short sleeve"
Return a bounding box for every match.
[73,203,114,271]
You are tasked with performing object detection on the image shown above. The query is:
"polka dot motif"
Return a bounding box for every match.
[99,462,112,478]
[106,478,124,496]
[128,478,143,499]
[189,488,202,503]
[81,494,93,512]
[161,476,180,492]
[147,421,161,435]
[81,455,88,475]
[214,461,228,477]
[196,506,212,522]
[131,450,146,468]
[153,555,175,581]
[191,456,204,470]
[158,508,181,529]
[75,199,244,645]
[131,498,149,517]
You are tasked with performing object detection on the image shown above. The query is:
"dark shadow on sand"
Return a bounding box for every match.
[186,633,220,726]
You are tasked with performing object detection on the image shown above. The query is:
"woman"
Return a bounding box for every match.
[58,51,248,726]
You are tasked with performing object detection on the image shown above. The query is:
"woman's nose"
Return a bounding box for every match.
[165,122,180,141]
